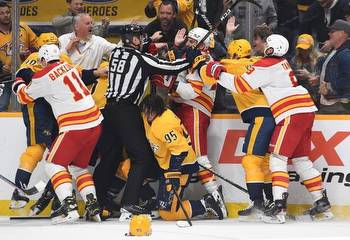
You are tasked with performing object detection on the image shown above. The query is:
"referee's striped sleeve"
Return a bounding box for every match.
[141,53,190,75]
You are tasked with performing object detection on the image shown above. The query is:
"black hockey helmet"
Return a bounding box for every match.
[120,24,144,45]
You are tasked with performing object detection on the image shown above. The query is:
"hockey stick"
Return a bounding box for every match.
[198,163,249,194]
[0,174,45,195]
[194,0,262,48]
[0,79,15,84]
[172,184,192,227]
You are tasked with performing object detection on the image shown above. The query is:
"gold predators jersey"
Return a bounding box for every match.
[89,61,108,109]
[0,22,38,66]
[143,109,196,170]
[220,57,271,122]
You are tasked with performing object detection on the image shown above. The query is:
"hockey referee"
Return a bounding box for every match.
[93,24,202,219]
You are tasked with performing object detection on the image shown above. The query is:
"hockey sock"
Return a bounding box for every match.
[15,168,31,189]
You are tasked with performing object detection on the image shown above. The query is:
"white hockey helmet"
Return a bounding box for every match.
[38,44,60,63]
[264,34,289,57]
[188,27,212,49]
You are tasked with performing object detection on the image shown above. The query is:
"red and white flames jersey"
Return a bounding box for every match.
[172,69,216,117]
[217,57,318,123]
[17,61,103,132]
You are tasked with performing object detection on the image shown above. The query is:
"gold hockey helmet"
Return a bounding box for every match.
[227,39,252,59]
[37,33,59,48]
[129,214,152,236]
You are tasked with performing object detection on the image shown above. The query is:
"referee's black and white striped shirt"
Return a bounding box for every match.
[106,46,191,104]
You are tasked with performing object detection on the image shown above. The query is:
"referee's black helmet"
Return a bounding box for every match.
[120,24,144,45]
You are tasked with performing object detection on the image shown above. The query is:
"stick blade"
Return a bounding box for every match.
[176,220,192,228]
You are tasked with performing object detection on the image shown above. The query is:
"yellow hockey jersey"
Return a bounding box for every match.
[0,22,38,66]
[143,109,196,170]
[220,57,272,122]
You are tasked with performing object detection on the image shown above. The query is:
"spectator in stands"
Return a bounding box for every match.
[318,19,350,114]
[274,0,299,61]
[0,2,38,112]
[145,0,194,29]
[223,0,277,42]
[52,0,109,37]
[299,0,350,43]
[297,0,316,21]
[59,13,116,69]
[145,0,223,30]
[144,0,187,48]
[290,34,321,105]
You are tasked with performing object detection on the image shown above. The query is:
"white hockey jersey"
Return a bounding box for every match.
[17,61,103,132]
[172,68,217,117]
[217,57,317,123]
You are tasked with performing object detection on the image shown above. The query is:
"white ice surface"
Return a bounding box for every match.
[0,218,349,240]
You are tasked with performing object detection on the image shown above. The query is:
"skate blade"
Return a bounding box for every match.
[9,200,28,209]
[262,215,286,224]
[52,211,80,224]
[311,210,334,221]
[238,214,263,222]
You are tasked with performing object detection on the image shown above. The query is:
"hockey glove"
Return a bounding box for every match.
[12,77,26,94]
[206,61,226,79]
[185,48,206,70]
[158,170,181,210]
[0,83,4,97]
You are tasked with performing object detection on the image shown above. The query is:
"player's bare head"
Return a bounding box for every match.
[253,24,272,54]
[0,2,11,26]
[141,94,166,123]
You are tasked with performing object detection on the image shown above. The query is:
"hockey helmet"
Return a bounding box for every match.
[36,33,59,48]
[264,34,289,57]
[188,27,212,49]
[38,44,60,63]
[129,214,152,236]
[120,24,144,45]
[227,39,252,59]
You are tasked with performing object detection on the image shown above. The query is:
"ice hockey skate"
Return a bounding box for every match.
[9,189,29,209]
[304,190,333,221]
[119,204,151,222]
[238,199,264,222]
[203,193,224,220]
[85,193,102,222]
[51,194,79,224]
[263,193,288,224]
[211,185,228,218]
[29,184,55,216]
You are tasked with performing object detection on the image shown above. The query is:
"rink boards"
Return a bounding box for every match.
[1,113,350,218]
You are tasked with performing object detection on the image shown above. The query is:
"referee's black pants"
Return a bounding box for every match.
[93,101,155,206]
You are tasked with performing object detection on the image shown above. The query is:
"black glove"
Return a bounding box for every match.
[185,48,206,70]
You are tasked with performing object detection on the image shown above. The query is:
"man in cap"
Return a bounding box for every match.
[318,19,350,113]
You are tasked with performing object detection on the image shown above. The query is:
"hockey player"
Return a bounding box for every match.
[204,34,333,224]
[10,33,67,210]
[162,27,227,218]
[13,44,106,224]
[141,94,224,221]
[220,39,275,221]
